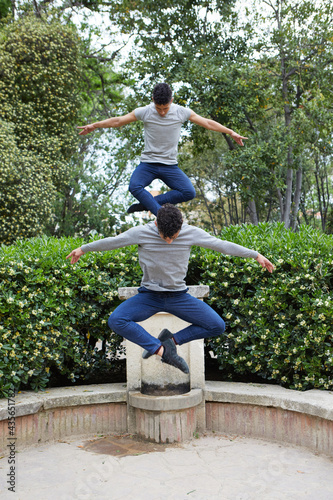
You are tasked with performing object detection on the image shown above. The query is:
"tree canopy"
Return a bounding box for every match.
[0,0,332,241]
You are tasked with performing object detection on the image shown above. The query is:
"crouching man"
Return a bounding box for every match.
[66,204,274,374]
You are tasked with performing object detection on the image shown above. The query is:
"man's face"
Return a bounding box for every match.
[155,220,180,243]
[153,98,173,117]
[159,230,181,244]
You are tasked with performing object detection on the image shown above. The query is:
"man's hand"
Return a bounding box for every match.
[66,247,85,264]
[230,131,248,146]
[255,253,275,273]
[77,124,96,136]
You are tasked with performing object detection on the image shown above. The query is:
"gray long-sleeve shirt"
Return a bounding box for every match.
[134,103,191,164]
[81,222,258,292]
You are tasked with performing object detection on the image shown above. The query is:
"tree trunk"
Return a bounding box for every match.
[217,190,228,226]
[234,193,239,224]
[314,154,329,232]
[291,167,302,231]
[276,187,284,220]
[266,193,273,222]
[197,181,217,235]
[10,0,15,17]
[280,31,294,229]
[227,197,233,225]
[282,166,293,228]
[247,199,259,225]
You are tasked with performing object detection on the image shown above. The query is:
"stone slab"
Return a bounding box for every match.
[205,381,333,421]
[0,383,127,421]
[129,388,203,411]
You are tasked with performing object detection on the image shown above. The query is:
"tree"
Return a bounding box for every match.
[0,121,55,243]
[105,0,333,231]
[0,14,81,243]
[0,1,136,239]
[247,0,333,229]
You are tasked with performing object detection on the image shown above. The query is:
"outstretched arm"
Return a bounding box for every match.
[189,110,248,146]
[66,247,85,264]
[255,253,275,273]
[77,111,137,136]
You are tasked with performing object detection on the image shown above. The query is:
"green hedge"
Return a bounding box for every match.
[0,236,142,397]
[0,223,332,398]
[187,223,333,391]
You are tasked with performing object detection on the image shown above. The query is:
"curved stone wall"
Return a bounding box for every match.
[1,382,332,456]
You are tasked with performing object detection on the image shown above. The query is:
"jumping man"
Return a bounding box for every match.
[78,83,248,216]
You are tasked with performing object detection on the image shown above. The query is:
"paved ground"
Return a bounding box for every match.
[0,432,332,500]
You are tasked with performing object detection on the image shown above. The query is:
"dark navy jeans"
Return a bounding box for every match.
[128,162,196,215]
[108,287,225,354]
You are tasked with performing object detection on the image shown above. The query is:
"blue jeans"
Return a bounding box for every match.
[128,162,196,216]
[108,287,226,354]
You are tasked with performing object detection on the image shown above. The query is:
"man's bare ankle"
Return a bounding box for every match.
[156,346,164,357]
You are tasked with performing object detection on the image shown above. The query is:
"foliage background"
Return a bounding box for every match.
[0,223,332,398]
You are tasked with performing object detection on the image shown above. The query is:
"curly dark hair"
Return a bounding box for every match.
[152,83,172,105]
[156,204,183,239]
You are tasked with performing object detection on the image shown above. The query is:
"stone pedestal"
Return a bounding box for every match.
[118,285,209,443]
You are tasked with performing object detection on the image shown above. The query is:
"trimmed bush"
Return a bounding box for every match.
[187,222,333,391]
[0,236,142,397]
[0,222,332,397]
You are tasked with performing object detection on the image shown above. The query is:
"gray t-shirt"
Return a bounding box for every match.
[81,222,258,292]
[134,103,191,165]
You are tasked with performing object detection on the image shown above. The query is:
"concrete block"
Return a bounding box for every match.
[129,389,202,411]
